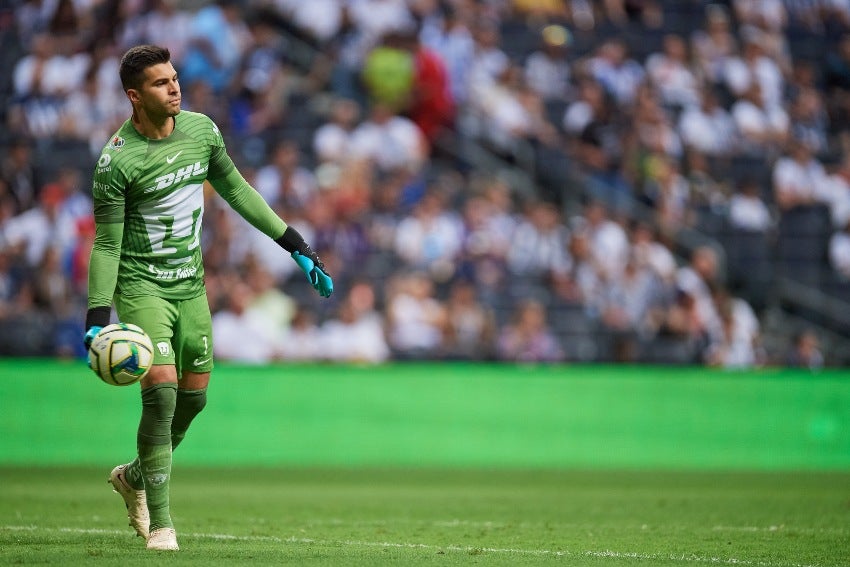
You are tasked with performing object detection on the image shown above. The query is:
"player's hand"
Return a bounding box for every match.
[84,326,103,350]
[292,251,334,298]
[83,326,103,370]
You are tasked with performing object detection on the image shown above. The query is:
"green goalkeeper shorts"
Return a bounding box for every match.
[114,292,214,374]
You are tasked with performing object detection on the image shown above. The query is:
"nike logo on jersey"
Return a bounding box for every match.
[165,151,183,164]
[193,356,211,366]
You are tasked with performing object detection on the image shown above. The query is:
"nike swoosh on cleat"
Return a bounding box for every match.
[193,357,211,366]
[165,151,183,164]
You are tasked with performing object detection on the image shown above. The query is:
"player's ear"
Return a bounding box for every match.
[126,88,140,104]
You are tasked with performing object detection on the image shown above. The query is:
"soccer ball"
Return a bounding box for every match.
[88,323,154,386]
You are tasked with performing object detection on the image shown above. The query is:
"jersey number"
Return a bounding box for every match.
[139,184,204,264]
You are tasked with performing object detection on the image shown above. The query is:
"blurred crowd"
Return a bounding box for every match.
[2,0,849,368]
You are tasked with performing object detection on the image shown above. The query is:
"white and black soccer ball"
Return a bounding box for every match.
[88,323,154,386]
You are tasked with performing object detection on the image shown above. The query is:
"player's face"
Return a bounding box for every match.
[134,62,181,118]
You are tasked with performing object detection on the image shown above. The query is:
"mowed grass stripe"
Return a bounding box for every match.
[0,525,824,567]
[1,467,847,566]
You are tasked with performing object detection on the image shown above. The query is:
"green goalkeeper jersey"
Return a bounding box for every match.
[88,111,287,305]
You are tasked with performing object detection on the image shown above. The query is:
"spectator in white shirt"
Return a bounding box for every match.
[506,200,572,279]
[678,86,738,157]
[349,103,428,173]
[313,97,361,165]
[829,218,850,279]
[321,281,389,363]
[523,24,573,102]
[731,81,788,156]
[772,138,831,212]
[586,38,645,107]
[645,34,700,110]
[729,177,773,232]
[394,190,464,276]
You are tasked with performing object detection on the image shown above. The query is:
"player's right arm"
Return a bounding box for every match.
[84,158,128,347]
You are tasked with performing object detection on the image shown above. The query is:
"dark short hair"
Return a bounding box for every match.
[119,45,171,91]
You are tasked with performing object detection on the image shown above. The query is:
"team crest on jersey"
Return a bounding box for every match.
[108,136,125,150]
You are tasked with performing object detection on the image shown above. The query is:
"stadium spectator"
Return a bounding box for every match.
[633,82,684,159]
[593,254,661,361]
[640,153,692,235]
[629,220,677,284]
[787,81,830,156]
[691,3,738,87]
[585,38,645,107]
[784,327,824,370]
[676,245,723,343]
[418,1,476,106]
[394,189,464,279]
[211,281,281,363]
[229,16,291,136]
[678,86,738,157]
[523,24,573,103]
[506,200,571,282]
[349,101,429,173]
[731,81,789,156]
[313,97,361,165]
[118,0,192,64]
[385,271,447,359]
[829,217,850,279]
[278,304,322,362]
[824,156,850,228]
[496,298,565,363]
[723,30,785,111]
[569,77,633,211]
[728,177,773,232]
[179,1,250,94]
[321,281,389,363]
[645,33,700,111]
[772,137,831,212]
[273,0,345,45]
[0,180,77,267]
[254,140,317,211]
[0,138,39,215]
[442,279,498,361]
[407,31,456,143]
[704,286,763,368]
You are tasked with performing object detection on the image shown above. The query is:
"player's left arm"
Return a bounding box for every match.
[207,146,333,297]
[85,221,123,345]
[85,156,128,348]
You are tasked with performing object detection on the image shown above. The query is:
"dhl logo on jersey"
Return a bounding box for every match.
[145,162,208,193]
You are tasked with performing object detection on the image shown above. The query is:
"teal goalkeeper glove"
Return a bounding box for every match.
[275,226,334,298]
[83,325,103,369]
[84,325,103,350]
[292,251,334,298]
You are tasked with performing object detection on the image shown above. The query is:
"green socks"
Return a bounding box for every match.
[137,383,177,531]
[123,388,207,488]
[170,389,208,450]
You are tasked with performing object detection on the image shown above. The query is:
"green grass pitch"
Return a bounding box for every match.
[1,466,848,566]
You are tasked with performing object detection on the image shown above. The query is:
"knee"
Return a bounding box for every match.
[177,388,207,419]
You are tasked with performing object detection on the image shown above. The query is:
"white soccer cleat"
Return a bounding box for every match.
[146,527,179,551]
[108,464,149,538]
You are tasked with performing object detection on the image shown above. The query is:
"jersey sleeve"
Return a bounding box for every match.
[87,221,123,308]
[87,158,127,308]
[207,142,287,240]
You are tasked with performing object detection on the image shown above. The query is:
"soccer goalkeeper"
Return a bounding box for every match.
[84,45,333,551]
